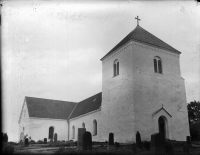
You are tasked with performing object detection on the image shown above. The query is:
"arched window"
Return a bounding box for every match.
[82,122,85,128]
[154,56,162,74]
[49,126,54,139]
[113,59,119,77]
[93,119,97,136]
[72,126,75,139]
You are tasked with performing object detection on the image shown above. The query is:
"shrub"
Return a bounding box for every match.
[29,140,36,144]
[37,140,44,144]
[8,141,18,145]
[56,146,65,153]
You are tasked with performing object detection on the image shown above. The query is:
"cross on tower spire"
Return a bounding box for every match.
[135,16,141,26]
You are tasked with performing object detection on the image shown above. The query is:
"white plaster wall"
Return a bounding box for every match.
[101,42,136,143]
[18,100,30,142]
[131,41,190,141]
[29,118,68,142]
[69,110,102,142]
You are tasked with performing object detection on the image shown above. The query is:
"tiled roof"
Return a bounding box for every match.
[101,25,181,60]
[26,97,77,120]
[69,92,102,119]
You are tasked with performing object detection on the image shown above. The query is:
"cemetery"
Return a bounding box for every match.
[2,130,200,154]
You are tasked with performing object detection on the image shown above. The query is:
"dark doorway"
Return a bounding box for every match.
[49,127,54,139]
[158,117,166,138]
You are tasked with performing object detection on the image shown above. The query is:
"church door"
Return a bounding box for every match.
[158,116,166,139]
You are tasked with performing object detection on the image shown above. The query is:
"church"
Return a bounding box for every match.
[18,18,190,143]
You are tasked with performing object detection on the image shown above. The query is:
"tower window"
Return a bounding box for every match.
[113,59,119,77]
[154,56,162,74]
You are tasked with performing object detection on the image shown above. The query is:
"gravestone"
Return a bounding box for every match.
[109,133,114,145]
[77,128,86,150]
[3,133,8,143]
[107,133,115,150]
[151,133,165,155]
[186,136,191,145]
[115,142,120,148]
[44,138,47,144]
[82,131,92,150]
[136,131,142,149]
[54,133,57,142]
[25,138,29,147]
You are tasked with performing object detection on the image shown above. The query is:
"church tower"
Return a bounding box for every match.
[99,18,190,142]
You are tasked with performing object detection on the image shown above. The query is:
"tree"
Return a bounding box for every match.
[187,101,200,124]
[187,101,200,141]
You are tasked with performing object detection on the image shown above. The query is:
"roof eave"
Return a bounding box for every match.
[100,39,181,61]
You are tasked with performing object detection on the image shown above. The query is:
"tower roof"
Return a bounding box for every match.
[101,25,181,60]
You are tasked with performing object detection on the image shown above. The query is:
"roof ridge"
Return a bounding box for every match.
[25,96,77,103]
[134,26,179,52]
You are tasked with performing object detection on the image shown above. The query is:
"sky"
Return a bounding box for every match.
[1,1,200,142]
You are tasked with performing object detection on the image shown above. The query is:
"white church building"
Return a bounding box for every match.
[18,22,190,143]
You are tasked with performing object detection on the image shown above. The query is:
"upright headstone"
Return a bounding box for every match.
[186,136,191,145]
[54,133,57,143]
[44,138,47,144]
[107,133,115,150]
[3,133,8,143]
[136,131,142,149]
[77,128,86,150]
[109,133,114,145]
[82,131,92,150]
[151,133,165,155]
[25,138,29,147]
